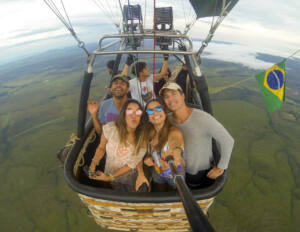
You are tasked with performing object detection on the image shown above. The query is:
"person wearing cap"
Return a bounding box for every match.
[159,82,234,189]
[87,74,130,135]
[129,54,169,108]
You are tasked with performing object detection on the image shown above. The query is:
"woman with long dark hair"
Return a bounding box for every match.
[143,99,185,189]
[89,99,149,192]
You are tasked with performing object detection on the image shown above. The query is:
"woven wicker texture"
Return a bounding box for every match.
[79,194,214,231]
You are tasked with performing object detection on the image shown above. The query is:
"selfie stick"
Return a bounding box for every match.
[165,156,215,232]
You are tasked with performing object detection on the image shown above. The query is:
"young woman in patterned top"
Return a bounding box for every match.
[89,99,149,192]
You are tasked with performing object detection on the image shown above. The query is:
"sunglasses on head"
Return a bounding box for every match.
[126,109,143,116]
[146,106,163,115]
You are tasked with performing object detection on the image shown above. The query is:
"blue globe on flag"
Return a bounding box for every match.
[267,70,284,90]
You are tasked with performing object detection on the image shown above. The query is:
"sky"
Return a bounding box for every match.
[1,0,300,69]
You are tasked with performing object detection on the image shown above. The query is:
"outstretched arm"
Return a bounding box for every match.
[205,112,234,179]
[136,160,150,191]
[87,101,103,135]
[121,55,135,76]
[121,64,130,76]
[89,132,107,174]
[154,57,169,80]
[161,127,184,167]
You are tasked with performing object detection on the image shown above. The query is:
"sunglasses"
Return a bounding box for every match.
[126,109,143,116]
[146,106,163,115]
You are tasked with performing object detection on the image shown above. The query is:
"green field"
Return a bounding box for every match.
[0,48,300,232]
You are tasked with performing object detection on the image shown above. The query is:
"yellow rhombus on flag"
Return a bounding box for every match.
[254,60,286,113]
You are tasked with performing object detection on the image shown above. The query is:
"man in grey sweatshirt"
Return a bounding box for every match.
[159,82,234,189]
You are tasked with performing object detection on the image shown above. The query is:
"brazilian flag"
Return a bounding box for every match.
[255,60,286,113]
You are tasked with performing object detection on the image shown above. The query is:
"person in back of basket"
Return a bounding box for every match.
[129,54,169,108]
[87,74,130,135]
[87,55,135,134]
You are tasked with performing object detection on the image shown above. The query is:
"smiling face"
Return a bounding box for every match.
[125,102,143,130]
[162,89,185,112]
[146,101,166,126]
[111,79,129,99]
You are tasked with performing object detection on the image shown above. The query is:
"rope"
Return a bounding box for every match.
[66,133,80,147]
[152,0,156,96]
[73,129,97,176]
[197,1,231,56]
[144,0,147,29]
[43,0,89,55]
[118,0,125,33]
[60,0,73,29]
[92,0,120,30]
[183,0,197,34]
[285,49,300,61]
[57,133,80,166]
[181,0,187,27]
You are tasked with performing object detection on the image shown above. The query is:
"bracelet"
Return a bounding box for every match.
[109,173,115,181]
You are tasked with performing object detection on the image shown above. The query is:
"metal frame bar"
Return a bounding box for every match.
[93,49,195,55]
[85,33,200,73]
[97,32,194,51]
[100,38,123,51]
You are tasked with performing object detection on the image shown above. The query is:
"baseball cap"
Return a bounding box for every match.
[159,82,183,95]
[111,74,129,85]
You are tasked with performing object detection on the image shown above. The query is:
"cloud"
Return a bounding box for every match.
[230,0,300,28]
[0,0,30,2]
[1,0,300,65]
[0,17,115,64]
[7,27,60,40]
[193,41,275,69]
[188,0,300,61]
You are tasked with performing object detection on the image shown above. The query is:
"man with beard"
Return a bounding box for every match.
[159,82,234,189]
[88,74,130,135]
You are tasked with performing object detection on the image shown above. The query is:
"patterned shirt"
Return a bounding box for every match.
[129,76,155,108]
[103,122,146,175]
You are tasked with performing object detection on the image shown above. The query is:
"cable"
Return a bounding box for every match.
[92,0,120,30]
[43,0,89,55]
[152,0,156,97]
[285,49,300,61]
[144,0,147,29]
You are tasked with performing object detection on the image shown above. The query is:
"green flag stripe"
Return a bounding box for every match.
[254,60,286,113]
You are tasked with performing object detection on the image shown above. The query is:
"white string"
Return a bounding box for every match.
[286,49,300,60]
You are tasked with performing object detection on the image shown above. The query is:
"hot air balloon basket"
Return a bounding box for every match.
[78,194,214,231]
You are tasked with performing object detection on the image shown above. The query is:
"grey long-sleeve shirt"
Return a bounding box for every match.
[169,109,234,175]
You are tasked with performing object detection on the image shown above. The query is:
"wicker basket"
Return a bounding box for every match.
[79,193,214,231]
